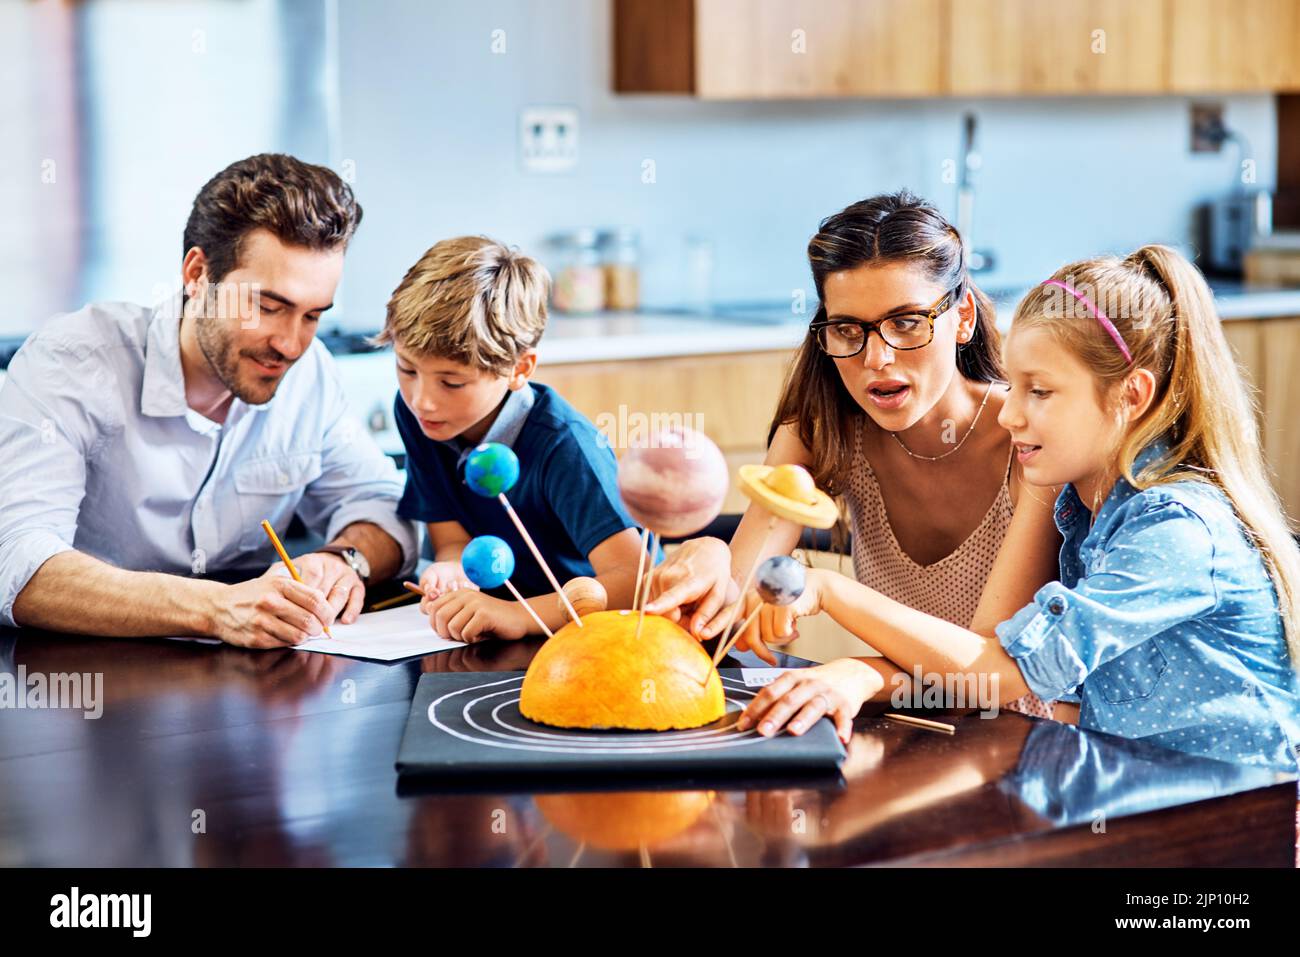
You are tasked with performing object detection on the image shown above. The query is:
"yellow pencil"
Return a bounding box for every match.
[260,519,332,637]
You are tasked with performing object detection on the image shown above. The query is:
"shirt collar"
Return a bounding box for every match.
[140,291,283,421]
[140,292,189,418]
[443,383,536,461]
[1053,434,1175,535]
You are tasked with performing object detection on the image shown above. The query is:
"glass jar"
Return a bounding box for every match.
[552,228,605,314]
[599,227,640,312]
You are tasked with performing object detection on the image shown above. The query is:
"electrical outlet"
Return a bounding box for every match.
[520,106,579,173]
[1191,103,1227,153]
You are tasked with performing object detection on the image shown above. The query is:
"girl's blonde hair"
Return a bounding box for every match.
[1013,244,1300,666]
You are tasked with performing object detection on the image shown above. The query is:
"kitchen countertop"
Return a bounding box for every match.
[2,279,1298,374]
[529,278,1300,364]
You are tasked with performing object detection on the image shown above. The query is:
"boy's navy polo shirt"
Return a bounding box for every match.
[395,381,658,599]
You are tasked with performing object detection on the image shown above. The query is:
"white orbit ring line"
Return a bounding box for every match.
[425,675,774,755]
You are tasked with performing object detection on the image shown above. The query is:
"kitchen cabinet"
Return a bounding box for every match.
[1221,317,1300,523]
[534,349,795,514]
[948,0,1167,95]
[615,0,947,98]
[614,0,1300,97]
[1167,0,1300,92]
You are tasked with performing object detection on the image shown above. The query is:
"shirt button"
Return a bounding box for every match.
[1047,596,1067,615]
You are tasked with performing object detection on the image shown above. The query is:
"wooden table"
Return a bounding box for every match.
[1,622,1294,867]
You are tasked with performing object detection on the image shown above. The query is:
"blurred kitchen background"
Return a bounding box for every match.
[4,0,1300,550]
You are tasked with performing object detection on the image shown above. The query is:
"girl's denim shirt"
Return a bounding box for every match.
[996,438,1300,773]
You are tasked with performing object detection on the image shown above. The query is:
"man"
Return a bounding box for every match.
[0,153,418,648]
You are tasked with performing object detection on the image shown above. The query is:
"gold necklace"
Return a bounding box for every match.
[890,380,995,462]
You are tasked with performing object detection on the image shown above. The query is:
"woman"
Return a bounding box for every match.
[646,191,1064,730]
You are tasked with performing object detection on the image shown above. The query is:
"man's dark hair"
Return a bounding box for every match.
[182,153,362,282]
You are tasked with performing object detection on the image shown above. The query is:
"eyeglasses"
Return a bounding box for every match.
[809,286,960,358]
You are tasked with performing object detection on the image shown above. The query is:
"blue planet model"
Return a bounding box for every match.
[461,535,516,590]
[464,442,520,497]
[756,555,806,606]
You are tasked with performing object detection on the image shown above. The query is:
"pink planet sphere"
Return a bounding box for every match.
[618,426,729,537]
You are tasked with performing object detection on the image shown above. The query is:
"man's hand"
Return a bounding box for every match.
[423,590,532,643]
[419,560,479,600]
[271,552,365,625]
[207,573,338,649]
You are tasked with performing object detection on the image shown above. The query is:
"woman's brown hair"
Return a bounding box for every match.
[769,191,1002,498]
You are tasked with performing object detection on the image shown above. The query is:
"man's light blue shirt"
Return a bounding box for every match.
[0,295,418,626]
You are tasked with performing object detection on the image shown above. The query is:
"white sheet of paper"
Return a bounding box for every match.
[740,667,795,687]
[294,602,464,661]
[163,602,463,661]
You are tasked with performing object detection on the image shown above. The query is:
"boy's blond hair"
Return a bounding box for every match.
[376,236,550,373]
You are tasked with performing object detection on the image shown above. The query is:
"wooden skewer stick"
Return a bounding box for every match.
[711,602,763,666]
[634,531,659,641]
[630,526,650,613]
[713,514,776,656]
[710,800,738,869]
[883,712,956,735]
[370,590,421,612]
[503,579,554,638]
[499,493,583,628]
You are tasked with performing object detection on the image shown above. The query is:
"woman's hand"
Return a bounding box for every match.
[736,658,883,745]
[643,536,738,637]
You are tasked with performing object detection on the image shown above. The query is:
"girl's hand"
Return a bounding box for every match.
[419,560,479,600]
[643,536,738,638]
[736,658,883,745]
[423,591,531,643]
[732,567,826,664]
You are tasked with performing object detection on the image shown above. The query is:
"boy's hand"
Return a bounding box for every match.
[419,560,479,600]
[732,567,826,663]
[424,590,532,643]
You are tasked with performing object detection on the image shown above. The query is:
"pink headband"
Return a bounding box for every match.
[1041,279,1133,365]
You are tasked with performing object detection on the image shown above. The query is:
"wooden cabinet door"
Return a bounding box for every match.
[1260,317,1300,521]
[949,0,1167,95]
[1168,0,1300,92]
[694,0,946,98]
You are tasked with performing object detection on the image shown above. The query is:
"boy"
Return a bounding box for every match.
[378,236,653,641]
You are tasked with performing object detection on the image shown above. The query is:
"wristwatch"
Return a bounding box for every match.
[316,544,371,584]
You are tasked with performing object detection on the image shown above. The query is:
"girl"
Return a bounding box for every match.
[647,191,1063,719]
[737,244,1300,774]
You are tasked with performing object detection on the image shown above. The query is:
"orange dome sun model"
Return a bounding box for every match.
[519,609,726,731]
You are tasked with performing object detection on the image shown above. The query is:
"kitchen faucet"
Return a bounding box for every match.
[956,113,996,274]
